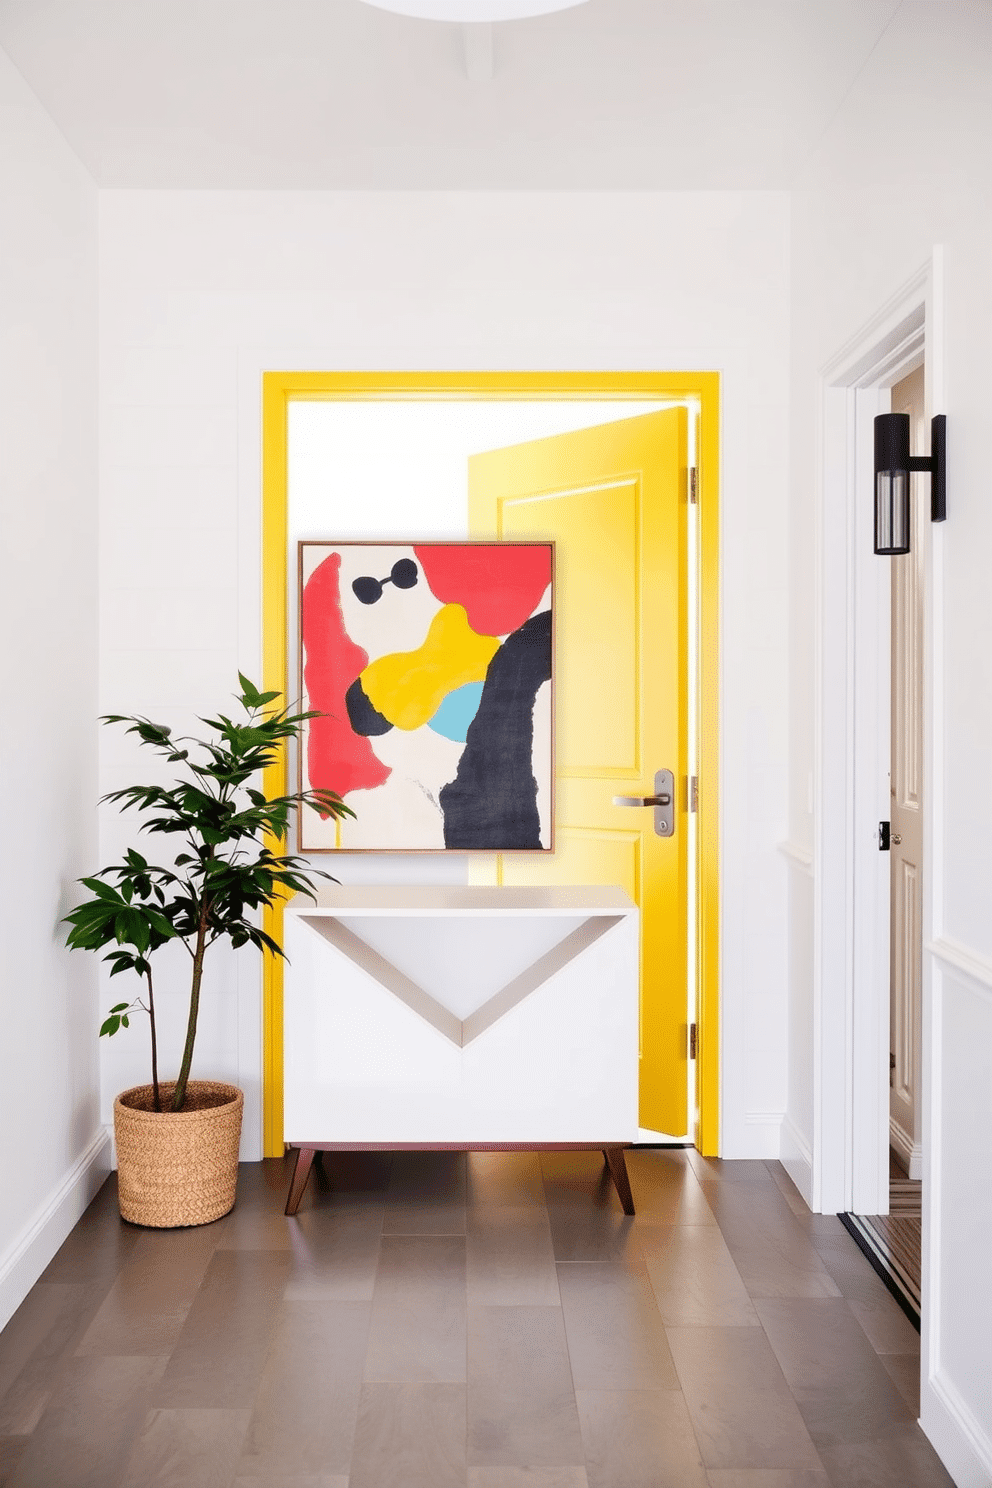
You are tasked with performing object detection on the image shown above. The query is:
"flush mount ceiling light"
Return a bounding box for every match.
[873,412,947,556]
[357,0,589,19]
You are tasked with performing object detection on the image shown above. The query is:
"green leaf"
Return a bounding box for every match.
[99,1015,121,1037]
[78,876,122,902]
[75,672,358,1081]
[237,672,262,705]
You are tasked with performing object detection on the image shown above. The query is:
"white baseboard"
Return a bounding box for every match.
[888,1115,923,1180]
[0,1126,112,1331]
[922,1368,992,1488]
[779,1113,814,1210]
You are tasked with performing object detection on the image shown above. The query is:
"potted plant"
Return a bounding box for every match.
[64,674,351,1227]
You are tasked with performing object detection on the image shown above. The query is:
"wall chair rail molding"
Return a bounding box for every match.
[926,935,992,998]
[777,838,813,876]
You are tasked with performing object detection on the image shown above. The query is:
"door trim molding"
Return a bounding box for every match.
[814,259,939,1216]
[260,372,720,1158]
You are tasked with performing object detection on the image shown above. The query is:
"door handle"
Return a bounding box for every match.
[613,769,675,837]
[613,793,672,807]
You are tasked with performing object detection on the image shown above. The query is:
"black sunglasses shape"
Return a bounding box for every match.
[352,558,419,605]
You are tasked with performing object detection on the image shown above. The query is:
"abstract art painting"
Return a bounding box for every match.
[298,542,553,851]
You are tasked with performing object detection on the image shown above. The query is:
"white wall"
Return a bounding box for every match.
[0,49,104,1328]
[98,188,791,1163]
[786,3,992,1481]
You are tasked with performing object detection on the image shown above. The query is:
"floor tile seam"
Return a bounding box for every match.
[466,1301,566,1316]
[380,1226,468,1237]
[0,1326,86,1411]
[633,1219,721,1231]
[662,1320,765,1331]
[840,1294,918,1362]
[639,1215,756,1324]
[668,1320,769,1343]
[750,1301,824,1400]
[464,1199,547,1210]
[493,1282,582,1437]
[20,1356,175,1488]
[669,1316,821,1452]
[747,1304,916,1439]
[588,1368,712,1478]
[145,1297,275,1410]
[630,1241,673,1330]
[361,1367,468,1386]
[363,1264,468,1386]
[570,1380,687,1395]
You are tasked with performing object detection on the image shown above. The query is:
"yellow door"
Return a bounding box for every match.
[469,409,690,1136]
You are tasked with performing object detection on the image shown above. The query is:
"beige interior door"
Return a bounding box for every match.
[889,364,924,1179]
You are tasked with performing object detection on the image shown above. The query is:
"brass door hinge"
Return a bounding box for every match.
[689,467,698,504]
[689,1022,697,1060]
[689,775,698,813]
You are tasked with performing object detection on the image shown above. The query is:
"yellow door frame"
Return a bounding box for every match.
[260,371,720,1157]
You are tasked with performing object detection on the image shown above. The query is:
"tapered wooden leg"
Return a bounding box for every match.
[603,1146,635,1215]
[314,1149,332,1192]
[285,1146,318,1215]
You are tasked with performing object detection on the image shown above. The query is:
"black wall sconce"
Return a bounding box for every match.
[873,411,946,555]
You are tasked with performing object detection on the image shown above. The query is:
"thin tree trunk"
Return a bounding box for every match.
[146,965,161,1112]
[172,901,210,1112]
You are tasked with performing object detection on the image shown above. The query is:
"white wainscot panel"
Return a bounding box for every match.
[283,887,639,1147]
[925,956,992,1485]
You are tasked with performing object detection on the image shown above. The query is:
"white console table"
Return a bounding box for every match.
[282,885,639,1214]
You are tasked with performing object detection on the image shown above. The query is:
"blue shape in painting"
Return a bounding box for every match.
[428,681,485,743]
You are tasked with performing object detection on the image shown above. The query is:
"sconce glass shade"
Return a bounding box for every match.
[874,412,912,556]
[875,470,910,555]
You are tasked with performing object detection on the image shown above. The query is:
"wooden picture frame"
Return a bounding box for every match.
[297,540,554,852]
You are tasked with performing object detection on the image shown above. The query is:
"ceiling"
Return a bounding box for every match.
[0,0,904,189]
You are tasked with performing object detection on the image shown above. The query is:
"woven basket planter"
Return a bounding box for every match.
[113,1080,243,1227]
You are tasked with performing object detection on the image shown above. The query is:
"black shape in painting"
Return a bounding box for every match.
[439,608,552,850]
[345,677,395,737]
[352,558,419,605]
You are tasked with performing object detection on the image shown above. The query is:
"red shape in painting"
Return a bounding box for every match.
[414,544,552,638]
[302,553,390,803]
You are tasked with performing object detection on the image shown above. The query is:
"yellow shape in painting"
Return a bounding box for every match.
[362,604,500,731]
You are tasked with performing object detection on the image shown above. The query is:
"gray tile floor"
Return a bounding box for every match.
[0,1148,952,1488]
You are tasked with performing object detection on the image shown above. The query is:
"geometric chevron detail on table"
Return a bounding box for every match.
[301,912,624,1048]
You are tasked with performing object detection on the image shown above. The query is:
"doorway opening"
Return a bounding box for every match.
[813,255,941,1268]
[260,372,720,1160]
[887,362,925,1187]
[839,359,926,1322]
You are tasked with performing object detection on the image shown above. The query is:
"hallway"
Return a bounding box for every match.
[0,1148,948,1487]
